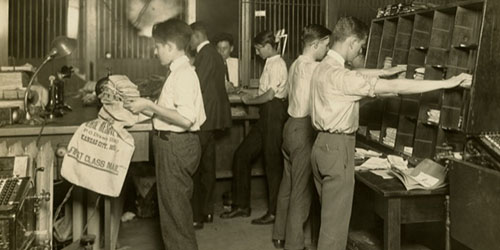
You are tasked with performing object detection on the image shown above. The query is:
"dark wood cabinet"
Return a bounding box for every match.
[360,0,499,160]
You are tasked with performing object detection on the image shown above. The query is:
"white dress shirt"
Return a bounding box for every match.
[311,50,378,133]
[287,55,319,118]
[258,54,288,99]
[153,55,206,132]
[226,57,239,87]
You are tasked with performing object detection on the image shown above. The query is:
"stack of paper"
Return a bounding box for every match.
[355,147,382,159]
[355,157,390,171]
[387,155,408,170]
[383,127,397,147]
[390,158,448,190]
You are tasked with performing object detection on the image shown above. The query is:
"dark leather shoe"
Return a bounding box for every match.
[203,214,213,223]
[272,239,285,249]
[251,213,275,225]
[220,207,251,219]
[193,221,204,230]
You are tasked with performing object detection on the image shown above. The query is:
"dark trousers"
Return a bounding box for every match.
[310,132,355,250]
[191,130,216,222]
[231,98,288,214]
[153,132,201,250]
[273,117,317,250]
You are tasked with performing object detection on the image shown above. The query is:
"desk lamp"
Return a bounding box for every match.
[24,36,77,121]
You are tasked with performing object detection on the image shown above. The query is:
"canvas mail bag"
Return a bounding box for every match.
[61,118,135,197]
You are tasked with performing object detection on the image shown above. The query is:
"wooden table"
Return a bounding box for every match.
[354,171,448,250]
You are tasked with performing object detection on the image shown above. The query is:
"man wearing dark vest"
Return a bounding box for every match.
[189,21,232,229]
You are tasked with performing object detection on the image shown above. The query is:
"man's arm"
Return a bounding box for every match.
[354,65,407,77]
[241,89,275,105]
[124,98,193,129]
[374,73,472,95]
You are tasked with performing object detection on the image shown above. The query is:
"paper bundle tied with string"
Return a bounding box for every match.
[61,75,142,197]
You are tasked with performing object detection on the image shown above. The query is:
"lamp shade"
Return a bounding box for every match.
[48,36,77,59]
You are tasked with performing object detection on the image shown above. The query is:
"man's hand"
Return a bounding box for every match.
[382,65,407,76]
[446,73,473,89]
[124,97,153,114]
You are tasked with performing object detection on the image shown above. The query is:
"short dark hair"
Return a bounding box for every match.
[253,30,276,49]
[152,19,192,51]
[214,32,234,47]
[332,17,368,42]
[302,24,332,46]
[190,21,208,38]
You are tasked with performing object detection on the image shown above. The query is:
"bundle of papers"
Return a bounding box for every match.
[387,155,408,170]
[355,147,382,159]
[369,130,380,141]
[98,75,142,127]
[390,158,448,190]
[382,127,397,147]
[355,157,390,171]
[427,109,440,124]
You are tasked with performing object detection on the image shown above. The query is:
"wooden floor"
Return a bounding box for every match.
[117,198,314,250]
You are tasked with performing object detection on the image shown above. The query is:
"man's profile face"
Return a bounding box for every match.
[347,36,366,62]
[217,40,233,60]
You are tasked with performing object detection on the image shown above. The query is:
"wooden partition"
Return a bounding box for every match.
[361,0,488,160]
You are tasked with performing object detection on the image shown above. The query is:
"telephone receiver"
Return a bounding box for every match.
[58,65,74,79]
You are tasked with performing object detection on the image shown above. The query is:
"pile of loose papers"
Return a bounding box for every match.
[390,158,448,190]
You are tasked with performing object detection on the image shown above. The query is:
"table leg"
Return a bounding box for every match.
[104,198,111,250]
[72,187,84,242]
[87,192,101,250]
[384,198,401,250]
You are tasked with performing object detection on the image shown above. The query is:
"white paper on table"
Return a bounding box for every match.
[355,148,382,158]
[370,169,394,179]
[411,172,439,188]
[387,155,408,170]
[356,157,390,171]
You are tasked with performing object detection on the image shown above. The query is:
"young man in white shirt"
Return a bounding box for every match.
[124,19,206,250]
[272,24,331,250]
[221,30,288,225]
[214,32,240,89]
[310,17,472,250]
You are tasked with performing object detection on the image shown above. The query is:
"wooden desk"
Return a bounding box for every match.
[354,171,447,250]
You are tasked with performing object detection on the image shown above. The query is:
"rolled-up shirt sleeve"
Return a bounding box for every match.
[173,71,198,123]
[329,68,377,98]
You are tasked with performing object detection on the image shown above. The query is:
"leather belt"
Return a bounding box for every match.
[153,130,192,140]
[321,131,355,136]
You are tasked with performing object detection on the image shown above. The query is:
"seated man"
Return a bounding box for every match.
[214,32,239,91]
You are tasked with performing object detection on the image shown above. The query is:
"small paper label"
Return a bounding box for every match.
[255,10,266,17]
[404,146,413,155]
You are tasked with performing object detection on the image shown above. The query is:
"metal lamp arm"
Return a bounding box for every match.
[23,55,53,120]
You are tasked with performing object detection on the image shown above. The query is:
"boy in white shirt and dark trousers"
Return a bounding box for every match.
[124,19,206,250]
[272,24,331,250]
[221,30,288,225]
